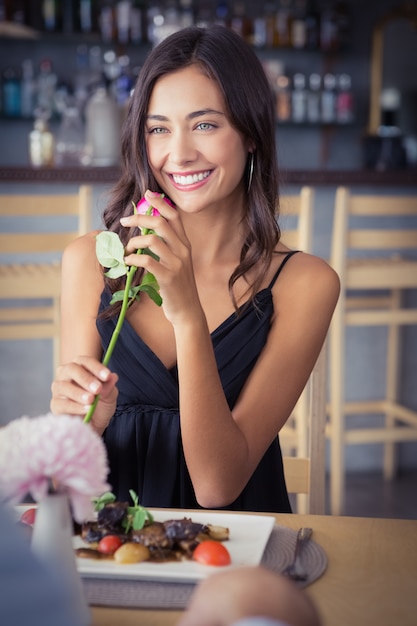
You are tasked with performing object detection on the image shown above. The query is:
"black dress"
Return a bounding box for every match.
[98,251,298,513]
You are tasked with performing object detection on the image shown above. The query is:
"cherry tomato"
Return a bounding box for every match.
[98,535,123,555]
[193,540,231,566]
[20,508,36,526]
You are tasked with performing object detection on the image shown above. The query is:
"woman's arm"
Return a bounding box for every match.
[50,232,118,435]
[176,253,340,507]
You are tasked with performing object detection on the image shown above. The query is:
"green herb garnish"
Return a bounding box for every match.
[93,491,116,511]
[122,489,154,533]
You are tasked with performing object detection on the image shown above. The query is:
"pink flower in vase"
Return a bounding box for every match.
[0,413,110,522]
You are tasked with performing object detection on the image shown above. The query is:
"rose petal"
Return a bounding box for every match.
[136,194,175,216]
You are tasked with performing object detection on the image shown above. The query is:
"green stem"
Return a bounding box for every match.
[84,212,152,425]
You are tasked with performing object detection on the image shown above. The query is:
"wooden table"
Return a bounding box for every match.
[90,512,417,626]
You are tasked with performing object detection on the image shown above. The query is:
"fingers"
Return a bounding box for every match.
[51,357,117,417]
[121,189,186,242]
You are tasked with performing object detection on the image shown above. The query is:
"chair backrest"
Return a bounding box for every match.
[0,185,92,256]
[279,186,314,252]
[332,187,417,277]
[0,185,93,373]
[282,342,327,515]
[279,186,318,511]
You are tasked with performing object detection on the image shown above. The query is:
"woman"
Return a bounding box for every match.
[51,26,339,512]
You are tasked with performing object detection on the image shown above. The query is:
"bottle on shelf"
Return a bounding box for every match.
[1,66,21,118]
[113,55,133,109]
[84,77,121,166]
[336,73,353,123]
[321,72,336,123]
[36,58,58,118]
[291,72,307,123]
[320,1,339,52]
[99,0,116,42]
[264,1,278,48]
[29,111,54,168]
[20,59,36,119]
[116,0,132,44]
[291,0,307,49]
[252,9,268,48]
[275,74,292,123]
[79,0,96,34]
[306,72,321,123]
[275,0,293,48]
[54,96,86,167]
[304,0,320,50]
[42,0,61,32]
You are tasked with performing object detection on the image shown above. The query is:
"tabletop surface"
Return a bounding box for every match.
[89,512,417,626]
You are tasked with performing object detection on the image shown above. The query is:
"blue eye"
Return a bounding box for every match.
[196,122,215,131]
[148,127,167,134]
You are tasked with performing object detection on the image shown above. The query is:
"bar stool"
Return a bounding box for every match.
[279,186,318,513]
[327,186,417,515]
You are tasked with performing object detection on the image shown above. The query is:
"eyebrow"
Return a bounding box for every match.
[146,109,225,121]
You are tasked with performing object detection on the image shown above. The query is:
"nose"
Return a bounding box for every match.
[168,130,198,165]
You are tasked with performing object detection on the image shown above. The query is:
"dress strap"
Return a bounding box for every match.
[268,250,300,289]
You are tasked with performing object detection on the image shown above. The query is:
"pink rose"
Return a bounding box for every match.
[136,194,175,216]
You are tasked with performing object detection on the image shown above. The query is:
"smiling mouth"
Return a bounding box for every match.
[171,170,211,186]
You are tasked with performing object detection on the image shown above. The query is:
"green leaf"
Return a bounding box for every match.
[140,272,159,288]
[121,490,154,533]
[133,509,146,530]
[129,489,139,506]
[105,265,127,279]
[96,231,126,273]
[109,289,127,304]
[139,284,163,306]
[93,491,116,512]
[142,247,160,262]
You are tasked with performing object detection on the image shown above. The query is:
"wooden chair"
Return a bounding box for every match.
[278,187,314,451]
[277,186,322,513]
[327,186,417,515]
[279,186,314,254]
[0,186,92,375]
[282,343,327,515]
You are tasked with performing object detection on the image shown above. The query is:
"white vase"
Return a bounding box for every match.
[31,492,91,626]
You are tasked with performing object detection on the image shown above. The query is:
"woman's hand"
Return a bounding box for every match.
[50,356,118,435]
[120,190,202,327]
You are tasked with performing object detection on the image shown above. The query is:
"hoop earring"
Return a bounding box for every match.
[247,152,254,191]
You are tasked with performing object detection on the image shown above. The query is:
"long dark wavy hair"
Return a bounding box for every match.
[102,25,281,314]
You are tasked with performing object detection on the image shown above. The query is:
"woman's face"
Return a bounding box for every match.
[145,64,251,215]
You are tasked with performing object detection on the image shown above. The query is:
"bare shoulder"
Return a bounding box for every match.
[275,251,340,311]
[62,230,102,276]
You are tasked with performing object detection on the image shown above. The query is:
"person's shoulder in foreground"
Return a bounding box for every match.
[0,502,84,626]
[178,565,321,626]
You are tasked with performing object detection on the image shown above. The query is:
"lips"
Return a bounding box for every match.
[171,170,211,187]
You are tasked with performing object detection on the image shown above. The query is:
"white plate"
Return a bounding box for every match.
[76,509,275,583]
[15,505,275,583]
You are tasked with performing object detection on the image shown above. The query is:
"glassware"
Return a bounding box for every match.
[54,98,86,167]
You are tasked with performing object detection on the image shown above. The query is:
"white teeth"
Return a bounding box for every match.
[172,171,211,186]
